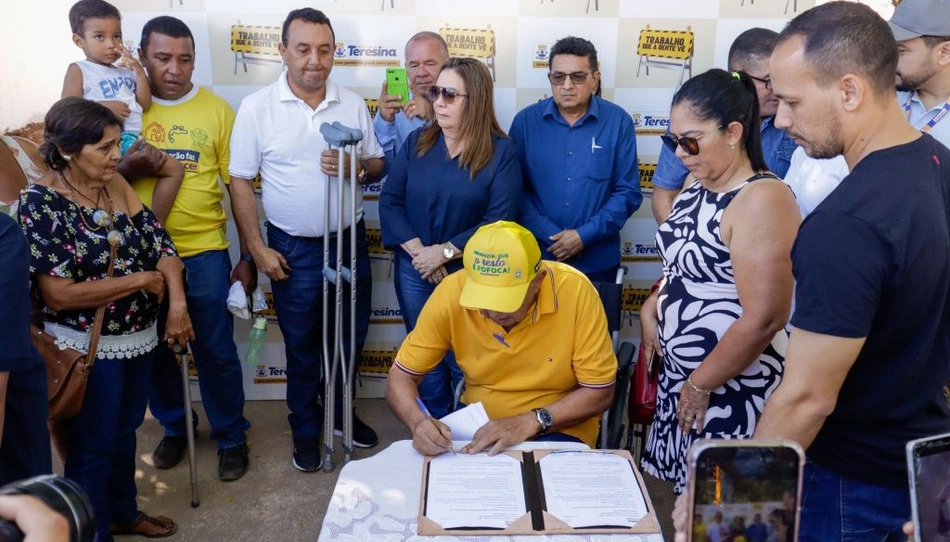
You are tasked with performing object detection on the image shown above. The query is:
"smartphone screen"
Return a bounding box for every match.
[386,67,409,103]
[907,432,950,542]
[688,440,803,542]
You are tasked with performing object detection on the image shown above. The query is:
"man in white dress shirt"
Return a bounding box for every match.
[228,8,385,472]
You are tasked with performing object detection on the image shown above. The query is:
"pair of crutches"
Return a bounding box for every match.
[319,121,364,472]
[170,343,199,508]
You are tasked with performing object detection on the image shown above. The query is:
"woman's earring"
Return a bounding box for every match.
[62,154,72,162]
[728,141,735,149]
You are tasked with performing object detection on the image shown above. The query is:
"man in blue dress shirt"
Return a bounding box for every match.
[510,36,642,282]
[651,28,798,223]
[374,32,449,162]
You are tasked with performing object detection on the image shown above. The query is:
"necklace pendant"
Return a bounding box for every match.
[92,209,111,227]
[107,229,125,248]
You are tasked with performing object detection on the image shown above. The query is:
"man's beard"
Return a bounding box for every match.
[896,64,937,93]
[802,115,844,160]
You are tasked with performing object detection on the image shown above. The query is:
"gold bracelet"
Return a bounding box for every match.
[687,375,712,395]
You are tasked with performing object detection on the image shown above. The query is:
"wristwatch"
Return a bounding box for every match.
[356,163,368,184]
[240,253,254,263]
[533,407,554,435]
[442,243,456,260]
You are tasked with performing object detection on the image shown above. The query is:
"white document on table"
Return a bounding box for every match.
[539,451,648,528]
[439,401,488,441]
[424,453,526,529]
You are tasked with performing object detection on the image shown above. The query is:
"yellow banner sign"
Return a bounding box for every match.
[365,228,390,255]
[639,163,656,192]
[637,28,694,60]
[622,286,652,313]
[259,291,277,320]
[360,348,398,374]
[231,25,281,56]
[364,98,380,118]
[440,26,495,59]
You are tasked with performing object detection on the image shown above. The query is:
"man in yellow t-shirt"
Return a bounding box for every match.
[120,16,252,482]
[386,221,616,455]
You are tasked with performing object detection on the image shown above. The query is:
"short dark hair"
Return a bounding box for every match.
[549,36,599,73]
[141,16,195,53]
[728,27,779,70]
[671,69,768,172]
[41,97,123,171]
[922,35,950,48]
[778,1,898,97]
[281,8,334,47]
[68,0,120,35]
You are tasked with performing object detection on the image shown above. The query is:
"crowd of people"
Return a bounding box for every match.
[0,0,948,540]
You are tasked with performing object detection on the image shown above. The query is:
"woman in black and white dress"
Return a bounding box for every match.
[639,69,801,494]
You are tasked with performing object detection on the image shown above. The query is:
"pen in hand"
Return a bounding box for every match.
[415,396,454,455]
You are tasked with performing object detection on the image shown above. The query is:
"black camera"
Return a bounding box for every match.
[0,475,94,542]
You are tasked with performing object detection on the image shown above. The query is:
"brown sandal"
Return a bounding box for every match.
[110,512,178,538]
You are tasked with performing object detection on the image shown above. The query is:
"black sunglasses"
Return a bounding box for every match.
[748,74,772,90]
[547,71,591,85]
[660,126,724,156]
[426,85,468,104]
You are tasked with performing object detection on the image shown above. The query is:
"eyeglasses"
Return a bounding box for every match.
[748,74,772,90]
[426,85,468,104]
[660,126,724,156]
[547,71,591,85]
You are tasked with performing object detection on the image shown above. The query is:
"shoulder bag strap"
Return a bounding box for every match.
[83,244,117,368]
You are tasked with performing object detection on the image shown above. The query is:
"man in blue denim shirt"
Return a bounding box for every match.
[510,37,641,281]
[651,28,798,223]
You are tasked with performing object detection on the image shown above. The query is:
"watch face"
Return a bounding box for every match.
[443,246,455,259]
[537,408,553,430]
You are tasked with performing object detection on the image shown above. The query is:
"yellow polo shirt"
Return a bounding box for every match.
[394,261,617,445]
[133,87,234,257]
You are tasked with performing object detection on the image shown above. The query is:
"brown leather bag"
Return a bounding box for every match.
[32,246,115,422]
[31,307,104,421]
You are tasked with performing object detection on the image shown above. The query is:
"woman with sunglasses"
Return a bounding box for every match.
[19,97,193,540]
[379,57,522,418]
[639,69,800,495]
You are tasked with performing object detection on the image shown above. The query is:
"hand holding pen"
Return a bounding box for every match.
[414,397,455,456]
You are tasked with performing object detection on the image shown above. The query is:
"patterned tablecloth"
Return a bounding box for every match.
[318,440,665,542]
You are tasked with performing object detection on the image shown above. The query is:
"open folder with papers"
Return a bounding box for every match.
[418,449,660,536]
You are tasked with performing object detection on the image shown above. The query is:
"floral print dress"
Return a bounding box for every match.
[20,183,177,359]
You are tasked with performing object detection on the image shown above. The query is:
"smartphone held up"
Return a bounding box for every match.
[907,431,950,542]
[687,439,804,542]
[386,67,409,103]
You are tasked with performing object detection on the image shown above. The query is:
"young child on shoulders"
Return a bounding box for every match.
[61,0,183,223]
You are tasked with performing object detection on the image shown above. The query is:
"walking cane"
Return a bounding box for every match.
[170,342,199,507]
[319,121,364,472]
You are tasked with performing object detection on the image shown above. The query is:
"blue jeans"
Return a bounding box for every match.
[149,249,250,449]
[267,220,371,439]
[0,356,52,486]
[64,351,153,542]
[393,251,463,418]
[799,460,908,542]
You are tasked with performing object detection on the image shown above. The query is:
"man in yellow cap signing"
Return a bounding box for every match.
[386,220,617,456]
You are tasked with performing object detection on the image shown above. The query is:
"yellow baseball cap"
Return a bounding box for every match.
[459,221,542,313]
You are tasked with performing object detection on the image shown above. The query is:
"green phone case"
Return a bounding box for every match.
[387,68,410,103]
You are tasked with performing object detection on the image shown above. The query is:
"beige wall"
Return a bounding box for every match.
[0,0,80,132]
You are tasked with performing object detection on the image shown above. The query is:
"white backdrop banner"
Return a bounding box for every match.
[107,0,814,399]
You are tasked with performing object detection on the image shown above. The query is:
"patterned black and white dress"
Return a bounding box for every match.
[640,175,788,494]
